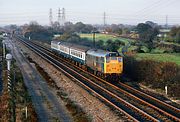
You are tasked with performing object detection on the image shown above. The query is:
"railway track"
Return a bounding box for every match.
[15,36,180,122]
[29,38,180,121]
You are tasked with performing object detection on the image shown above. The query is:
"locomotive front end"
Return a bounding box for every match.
[104,52,123,74]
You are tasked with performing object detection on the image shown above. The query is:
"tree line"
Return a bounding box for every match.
[7,20,179,53]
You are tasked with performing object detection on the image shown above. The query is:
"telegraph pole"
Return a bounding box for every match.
[165,15,168,29]
[58,8,61,26]
[92,29,98,49]
[62,8,65,26]
[49,8,53,26]
[103,12,106,28]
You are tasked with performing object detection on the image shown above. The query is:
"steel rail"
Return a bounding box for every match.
[26,37,180,121]
[23,37,180,121]
[15,36,160,122]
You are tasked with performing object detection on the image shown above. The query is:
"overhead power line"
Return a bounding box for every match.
[132,0,177,17]
[133,0,164,16]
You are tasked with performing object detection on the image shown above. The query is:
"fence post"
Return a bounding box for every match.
[165,85,168,95]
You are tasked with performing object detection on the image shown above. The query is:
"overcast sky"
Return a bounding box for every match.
[0,0,180,26]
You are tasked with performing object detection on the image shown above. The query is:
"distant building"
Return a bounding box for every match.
[157,29,171,38]
[129,30,139,39]
[52,34,61,40]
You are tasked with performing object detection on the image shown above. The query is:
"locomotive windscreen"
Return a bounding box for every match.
[106,52,119,62]
[109,52,119,57]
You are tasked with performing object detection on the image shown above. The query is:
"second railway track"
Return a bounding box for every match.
[15,36,180,122]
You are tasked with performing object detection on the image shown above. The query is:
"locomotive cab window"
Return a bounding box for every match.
[111,57,117,60]
[109,52,119,60]
[118,57,123,62]
[109,52,119,56]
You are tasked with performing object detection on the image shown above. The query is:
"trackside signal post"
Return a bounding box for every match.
[6,54,12,71]
[6,54,16,122]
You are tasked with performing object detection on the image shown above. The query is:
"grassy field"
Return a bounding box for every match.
[80,34,180,65]
[135,53,180,65]
[80,33,135,45]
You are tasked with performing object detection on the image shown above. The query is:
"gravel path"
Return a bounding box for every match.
[7,39,73,122]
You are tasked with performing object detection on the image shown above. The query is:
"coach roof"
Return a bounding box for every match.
[70,44,90,52]
[51,40,61,45]
[59,41,73,47]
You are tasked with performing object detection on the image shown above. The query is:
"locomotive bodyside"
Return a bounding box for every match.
[86,49,106,73]
[86,49,123,75]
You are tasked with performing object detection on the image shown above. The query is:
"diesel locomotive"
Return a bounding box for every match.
[51,41,123,80]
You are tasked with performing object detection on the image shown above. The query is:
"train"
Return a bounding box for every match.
[51,41,123,81]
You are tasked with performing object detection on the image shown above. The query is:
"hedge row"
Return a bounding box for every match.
[123,56,180,97]
[157,43,180,53]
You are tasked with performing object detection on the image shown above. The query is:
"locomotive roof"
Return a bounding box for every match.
[87,49,111,57]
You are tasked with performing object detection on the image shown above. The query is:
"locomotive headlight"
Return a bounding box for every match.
[118,57,123,62]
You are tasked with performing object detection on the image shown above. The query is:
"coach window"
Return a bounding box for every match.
[101,57,104,62]
[96,57,98,62]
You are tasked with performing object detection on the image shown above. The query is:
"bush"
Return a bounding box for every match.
[123,57,180,97]
[130,41,136,46]
[138,46,150,53]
